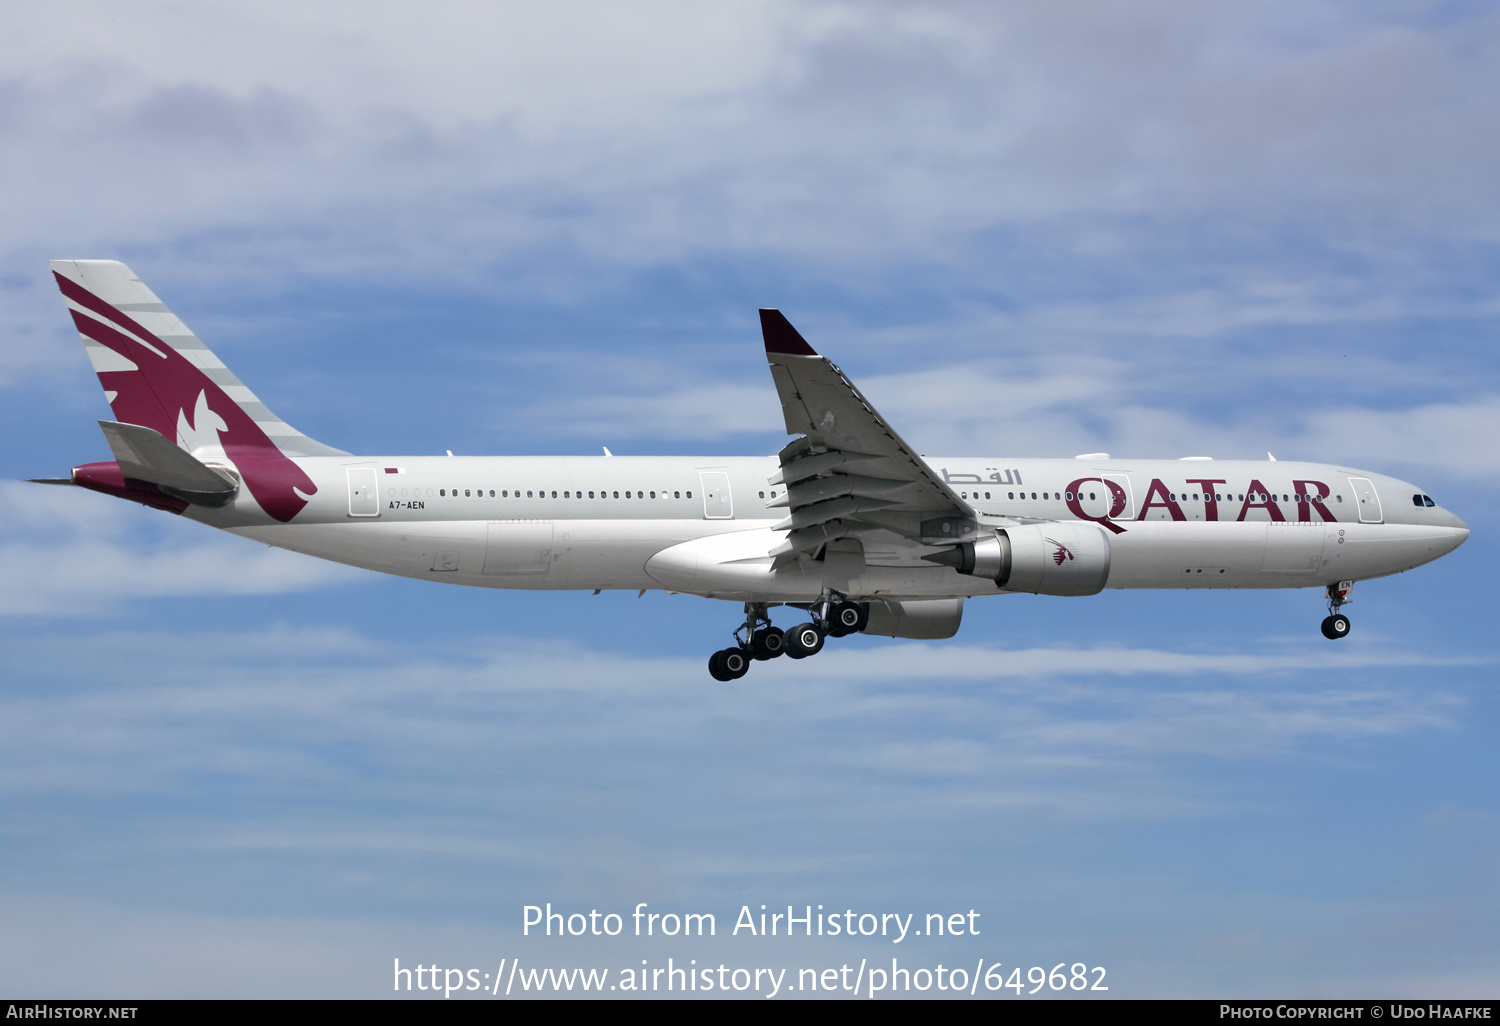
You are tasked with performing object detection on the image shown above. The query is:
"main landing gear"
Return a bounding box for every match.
[1321,580,1353,640]
[707,595,870,681]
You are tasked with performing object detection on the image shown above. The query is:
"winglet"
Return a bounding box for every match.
[760,309,819,357]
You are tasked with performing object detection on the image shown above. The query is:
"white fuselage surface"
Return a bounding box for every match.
[205,455,1467,603]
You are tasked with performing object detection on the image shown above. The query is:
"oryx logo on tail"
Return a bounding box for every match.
[49,260,340,522]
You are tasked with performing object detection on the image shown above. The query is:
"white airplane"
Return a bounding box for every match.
[35,260,1469,680]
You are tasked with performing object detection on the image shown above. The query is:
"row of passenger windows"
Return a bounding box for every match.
[1162,492,1340,503]
[389,487,692,499]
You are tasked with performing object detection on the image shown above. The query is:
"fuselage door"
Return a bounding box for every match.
[699,471,733,519]
[346,467,379,518]
[1102,473,1135,520]
[1348,477,1383,524]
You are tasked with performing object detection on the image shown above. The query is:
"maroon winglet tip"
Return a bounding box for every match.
[760,309,819,357]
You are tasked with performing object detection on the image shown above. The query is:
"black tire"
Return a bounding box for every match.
[828,600,864,633]
[827,601,864,637]
[721,647,750,679]
[750,627,786,660]
[1321,614,1351,640]
[785,622,825,659]
[708,650,732,681]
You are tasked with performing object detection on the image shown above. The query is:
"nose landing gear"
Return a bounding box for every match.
[1321,580,1353,640]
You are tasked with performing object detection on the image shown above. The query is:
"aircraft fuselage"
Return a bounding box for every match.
[110,453,1468,603]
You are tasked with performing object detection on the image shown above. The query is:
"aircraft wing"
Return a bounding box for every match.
[760,310,974,562]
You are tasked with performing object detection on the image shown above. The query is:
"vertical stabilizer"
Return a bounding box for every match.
[50,259,346,522]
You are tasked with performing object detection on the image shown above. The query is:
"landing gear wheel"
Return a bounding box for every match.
[750,627,786,660]
[722,648,749,678]
[1320,614,1350,640]
[827,601,869,637]
[784,623,825,659]
[709,648,750,680]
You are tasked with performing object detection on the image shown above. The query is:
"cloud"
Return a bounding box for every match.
[3,2,1500,287]
[0,893,502,998]
[508,344,1500,482]
[0,625,1464,815]
[0,481,360,615]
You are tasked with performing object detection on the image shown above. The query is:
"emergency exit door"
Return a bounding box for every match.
[347,467,379,517]
[699,472,733,519]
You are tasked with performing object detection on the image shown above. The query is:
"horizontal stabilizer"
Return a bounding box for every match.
[97,420,238,506]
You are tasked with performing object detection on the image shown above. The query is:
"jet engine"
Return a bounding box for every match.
[924,522,1112,597]
[860,598,964,639]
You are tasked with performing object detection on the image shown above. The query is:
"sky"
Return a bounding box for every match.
[1,0,1498,999]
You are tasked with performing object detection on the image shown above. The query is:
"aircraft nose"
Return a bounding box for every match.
[1438,509,1469,551]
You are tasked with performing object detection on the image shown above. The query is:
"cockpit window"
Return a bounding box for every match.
[1413,493,1437,507]
[1424,494,1435,507]
[1413,493,1424,507]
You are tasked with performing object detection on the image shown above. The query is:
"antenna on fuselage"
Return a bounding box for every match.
[1267,452,1277,461]
[603,447,613,457]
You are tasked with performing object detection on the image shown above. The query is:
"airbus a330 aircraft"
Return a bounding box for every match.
[36,260,1469,680]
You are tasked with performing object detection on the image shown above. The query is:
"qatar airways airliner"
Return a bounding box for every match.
[34,260,1469,680]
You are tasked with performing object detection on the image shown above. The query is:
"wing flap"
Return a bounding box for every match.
[759,309,973,553]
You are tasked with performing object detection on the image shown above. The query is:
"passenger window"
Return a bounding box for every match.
[674,491,680,498]
[984,492,990,499]
[1089,492,1095,500]
[651,491,656,498]
[1008,492,1014,499]
[440,489,446,496]
[551,491,557,498]
[613,491,619,498]
[1030,492,1036,499]
[527,490,533,498]
[687,491,693,498]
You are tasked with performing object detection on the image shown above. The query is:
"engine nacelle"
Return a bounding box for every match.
[861,598,964,639]
[926,523,1112,597]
